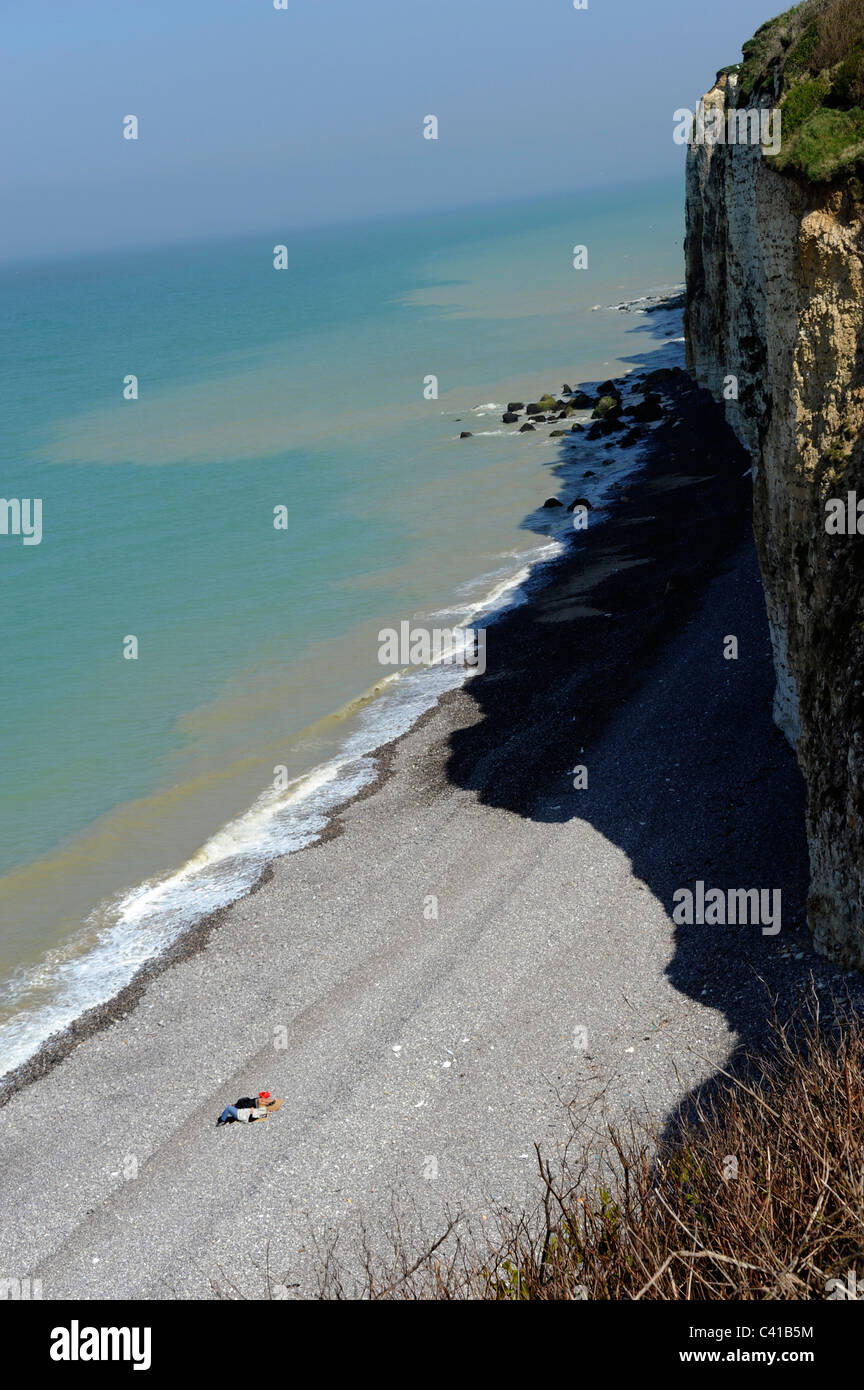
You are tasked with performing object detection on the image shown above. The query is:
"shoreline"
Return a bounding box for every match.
[0,289,684,1107]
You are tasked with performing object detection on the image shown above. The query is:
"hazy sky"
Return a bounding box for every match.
[3,0,782,262]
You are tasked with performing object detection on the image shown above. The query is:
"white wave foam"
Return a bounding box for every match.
[0,537,565,1080]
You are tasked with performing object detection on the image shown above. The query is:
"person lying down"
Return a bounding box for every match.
[216,1091,272,1126]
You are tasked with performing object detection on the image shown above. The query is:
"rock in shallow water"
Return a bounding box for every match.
[592,395,622,420]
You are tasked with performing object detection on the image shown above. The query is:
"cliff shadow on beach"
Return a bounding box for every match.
[443,336,864,1085]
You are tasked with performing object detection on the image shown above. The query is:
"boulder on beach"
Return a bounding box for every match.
[519,422,536,432]
[534,415,548,423]
[591,395,622,420]
[587,423,603,440]
[526,403,543,415]
[582,470,596,477]
[630,394,663,422]
[597,379,621,398]
[566,496,593,512]
[643,367,676,388]
[620,426,645,448]
[502,412,520,423]
[542,497,563,508]
[570,391,593,408]
[570,423,584,433]
[460,431,473,438]
[549,429,566,437]
[561,383,572,394]
[507,401,525,412]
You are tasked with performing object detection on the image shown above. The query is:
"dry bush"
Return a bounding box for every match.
[813,0,864,76]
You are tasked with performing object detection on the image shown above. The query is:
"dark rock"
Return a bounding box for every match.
[643,367,675,388]
[519,422,536,432]
[549,429,567,437]
[526,403,543,415]
[502,412,520,424]
[582,470,596,477]
[597,379,621,398]
[570,423,584,433]
[570,391,593,408]
[534,415,548,423]
[561,384,572,394]
[630,394,663,422]
[566,496,593,512]
[587,423,603,440]
[620,427,645,448]
[591,395,622,420]
[460,431,473,438]
[542,497,563,508]
[507,402,525,412]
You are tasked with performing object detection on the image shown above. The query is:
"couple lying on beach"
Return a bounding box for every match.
[217,1091,273,1125]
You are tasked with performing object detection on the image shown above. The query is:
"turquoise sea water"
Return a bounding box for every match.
[0,182,684,1073]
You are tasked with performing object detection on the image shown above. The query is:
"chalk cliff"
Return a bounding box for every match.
[684,1,864,968]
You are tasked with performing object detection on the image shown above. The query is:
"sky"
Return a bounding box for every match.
[1,0,784,262]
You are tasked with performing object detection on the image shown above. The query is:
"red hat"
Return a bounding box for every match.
[259,1091,271,1099]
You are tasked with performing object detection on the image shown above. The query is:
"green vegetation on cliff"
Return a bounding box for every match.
[735,0,864,181]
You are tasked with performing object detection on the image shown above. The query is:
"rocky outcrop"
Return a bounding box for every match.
[685,21,864,968]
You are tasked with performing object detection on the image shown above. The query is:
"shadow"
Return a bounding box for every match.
[444,338,864,1086]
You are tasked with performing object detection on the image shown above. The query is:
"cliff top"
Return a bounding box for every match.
[729,0,864,182]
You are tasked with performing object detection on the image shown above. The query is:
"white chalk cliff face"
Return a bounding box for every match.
[685,72,864,969]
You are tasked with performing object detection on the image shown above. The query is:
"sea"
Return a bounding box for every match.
[0,180,685,1076]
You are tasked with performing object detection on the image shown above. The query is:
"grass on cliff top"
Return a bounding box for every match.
[734,0,864,182]
[255,990,864,1300]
